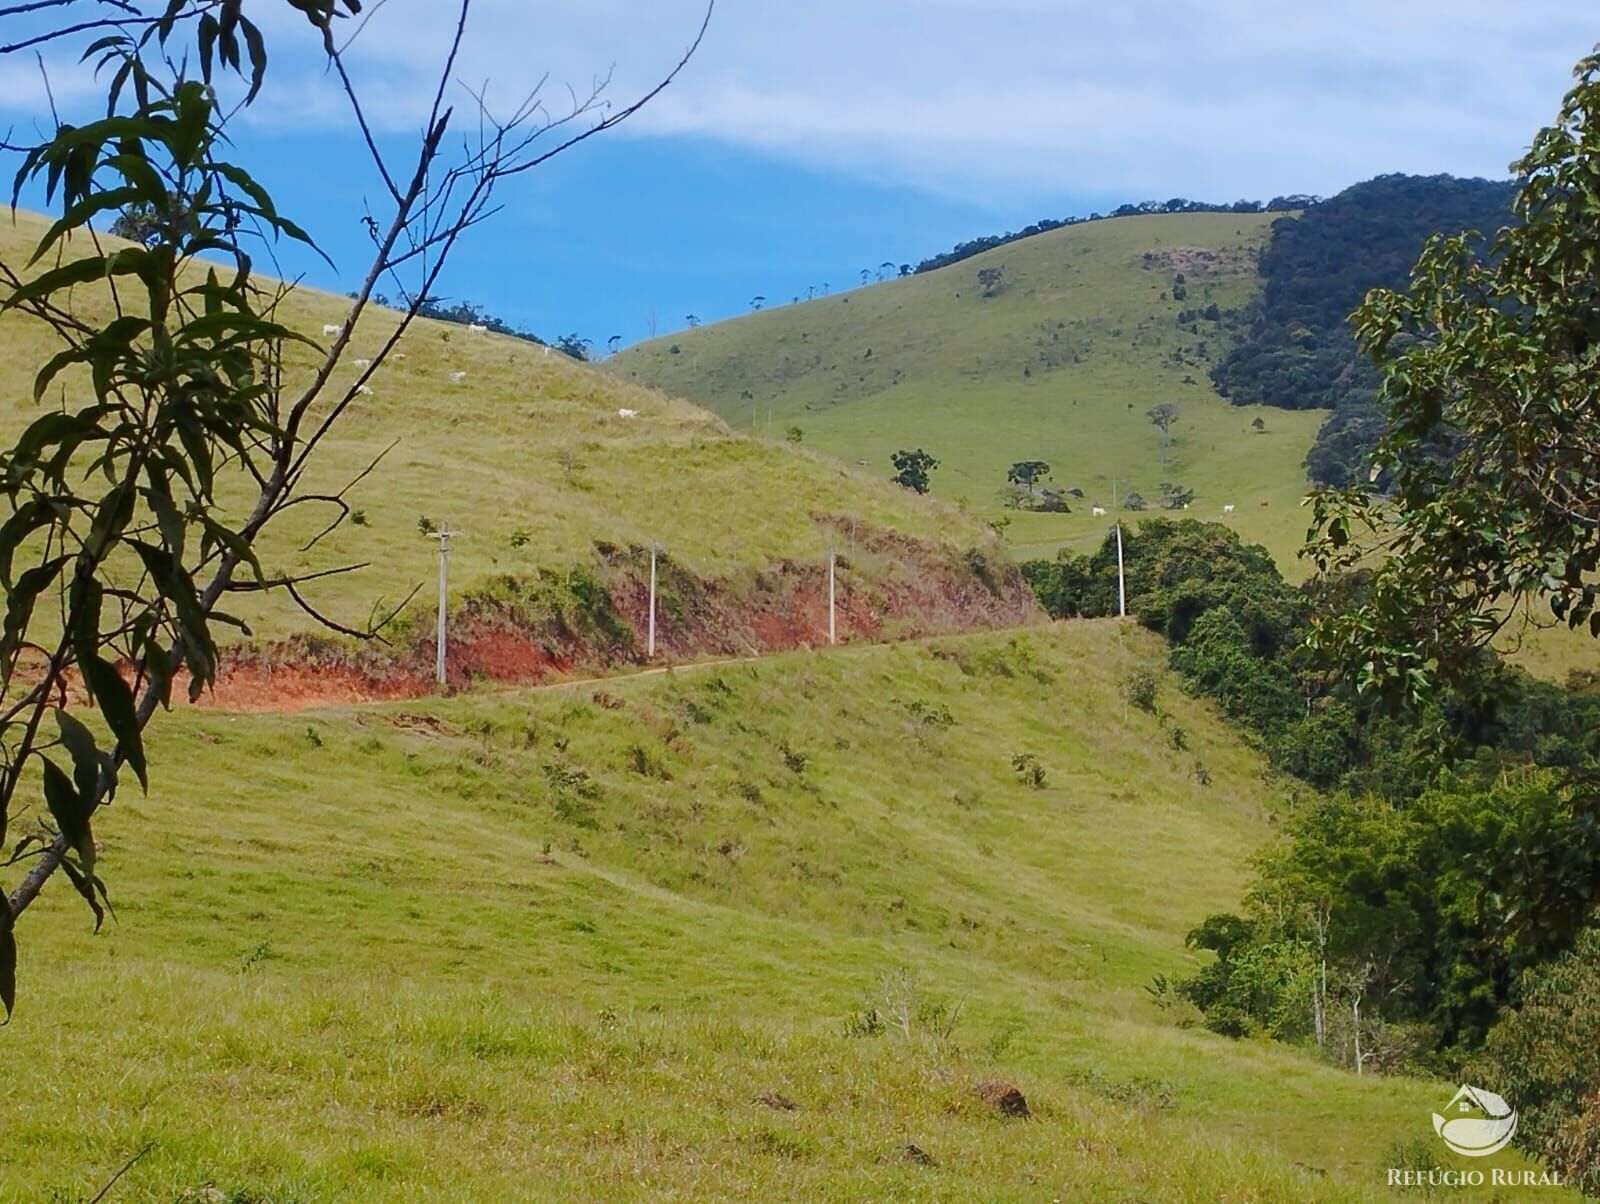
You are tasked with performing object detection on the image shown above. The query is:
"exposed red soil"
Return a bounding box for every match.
[195,521,1044,713]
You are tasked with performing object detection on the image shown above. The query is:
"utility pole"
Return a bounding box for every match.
[427,521,460,686]
[828,548,837,646]
[648,541,658,659]
[1112,480,1127,620]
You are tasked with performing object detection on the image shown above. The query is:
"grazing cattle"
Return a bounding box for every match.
[468,323,488,333]
[354,384,373,397]
[1222,504,1235,514]
[321,323,343,337]
[617,408,638,418]
[353,358,372,368]
[1259,500,1270,508]
[1091,506,1107,517]
[449,371,467,384]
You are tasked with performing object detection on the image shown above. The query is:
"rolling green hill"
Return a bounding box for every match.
[611,207,1600,680]
[4,622,1548,1201]
[611,211,1326,570]
[0,211,1013,659]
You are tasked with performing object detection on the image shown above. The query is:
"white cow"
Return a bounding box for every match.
[354,384,374,397]
[617,408,638,418]
[1222,504,1235,514]
[353,358,372,368]
[468,323,488,333]
[1091,506,1107,517]
[449,371,468,384]
[392,352,408,362]
[321,323,343,337]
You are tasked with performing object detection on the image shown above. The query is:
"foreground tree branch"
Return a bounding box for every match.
[0,0,713,1018]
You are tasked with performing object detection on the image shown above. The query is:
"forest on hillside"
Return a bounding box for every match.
[1209,174,1516,486]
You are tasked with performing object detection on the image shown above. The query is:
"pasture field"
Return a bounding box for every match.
[612,211,1600,678]
[611,212,1327,571]
[0,624,1560,1201]
[0,212,989,646]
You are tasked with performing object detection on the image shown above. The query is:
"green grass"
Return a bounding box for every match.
[2,623,1564,1200]
[0,211,990,643]
[611,212,1327,572]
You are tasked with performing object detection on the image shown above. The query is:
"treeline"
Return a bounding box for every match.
[1022,520,1600,1155]
[913,195,1321,275]
[370,295,597,361]
[1208,174,1517,487]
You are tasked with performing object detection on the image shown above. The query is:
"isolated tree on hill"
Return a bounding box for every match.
[891,449,940,494]
[1147,403,1180,468]
[750,295,765,311]
[880,261,896,281]
[606,335,621,356]
[0,0,711,1020]
[1307,47,1600,710]
[1007,460,1052,498]
[685,313,700,328]
[977,266,1005,297]
[860,268,871,286]
[555,333,593,360]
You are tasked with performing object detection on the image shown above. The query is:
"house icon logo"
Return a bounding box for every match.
[1432,1085,1518,1157]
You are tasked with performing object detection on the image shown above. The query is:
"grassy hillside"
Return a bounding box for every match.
[611,212,1326,569]
[4,622,1553,1201]
[611,212,1600,679]
[0,211,997,645]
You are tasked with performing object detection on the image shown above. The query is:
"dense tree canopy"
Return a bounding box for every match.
[1210,174,1516,487]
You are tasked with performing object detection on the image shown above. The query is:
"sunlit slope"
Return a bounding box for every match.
[612,212,1327,568]
[1,623,1533,1201]
[0,211,992,641]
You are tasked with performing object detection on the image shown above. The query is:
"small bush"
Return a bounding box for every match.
[1011,752,1046,789]
[1122,668,1160,713]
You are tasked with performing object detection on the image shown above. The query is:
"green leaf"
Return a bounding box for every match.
[41,758,94,874]
[58,858,109,934]
[55,708,103,807]
[81,656,145,791]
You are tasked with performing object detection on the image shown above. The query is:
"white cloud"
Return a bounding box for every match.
[10,1,1598,205]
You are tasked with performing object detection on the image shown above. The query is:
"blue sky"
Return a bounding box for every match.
[2,1,1595,346]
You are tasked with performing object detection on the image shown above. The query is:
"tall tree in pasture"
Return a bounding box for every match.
[891,448,939,494]
[977,266,1004,297]
[1306,48,1600,711]
[1147,402,1180,468]
[0,0,711,1020]
[1007,460,1051,499]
